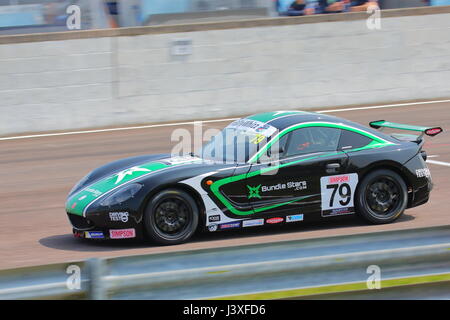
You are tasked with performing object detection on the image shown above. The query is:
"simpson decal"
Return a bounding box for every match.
[109,228,136,239]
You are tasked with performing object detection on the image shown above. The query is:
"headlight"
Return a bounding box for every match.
[100,183,143,207]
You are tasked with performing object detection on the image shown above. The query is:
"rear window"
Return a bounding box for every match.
[338,130,372,150]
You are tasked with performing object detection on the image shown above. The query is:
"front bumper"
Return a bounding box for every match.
[73,228,139,240]
[68,212,143,240]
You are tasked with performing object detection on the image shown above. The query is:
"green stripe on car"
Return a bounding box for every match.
[249,121,394,163]
[66,157,203,216]
[211,122,395,216]
[210,152,344,216]
[66,162,171,216]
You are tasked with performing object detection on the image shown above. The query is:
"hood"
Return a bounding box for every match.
[66,155,207,216]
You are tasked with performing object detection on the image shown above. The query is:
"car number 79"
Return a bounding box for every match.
[320,173,358,215]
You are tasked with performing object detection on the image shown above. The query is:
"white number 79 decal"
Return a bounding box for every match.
[320,173,358,217]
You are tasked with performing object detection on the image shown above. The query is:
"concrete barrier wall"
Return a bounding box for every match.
[0,7,450,135]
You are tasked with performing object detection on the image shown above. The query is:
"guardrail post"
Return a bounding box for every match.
[87,258,107,300]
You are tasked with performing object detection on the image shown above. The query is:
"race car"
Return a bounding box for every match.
[65,111,442,245]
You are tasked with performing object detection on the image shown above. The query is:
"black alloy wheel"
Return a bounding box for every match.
[144,189,199,245]
[356,169,408,224]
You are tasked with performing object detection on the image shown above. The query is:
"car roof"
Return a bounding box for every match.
[246,110,386,134]
[246,111,344,129]
[244,110,383,137]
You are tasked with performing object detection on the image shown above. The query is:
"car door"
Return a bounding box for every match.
[246,126,349,220]
[317,128,382,218]
[215,163,254,216]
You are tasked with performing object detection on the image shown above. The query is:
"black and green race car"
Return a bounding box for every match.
[66,111,442,245]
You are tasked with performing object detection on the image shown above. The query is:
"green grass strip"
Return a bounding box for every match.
[211,272,450,300]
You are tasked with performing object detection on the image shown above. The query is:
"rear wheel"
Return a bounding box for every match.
[144,189,199,245]
[355,169,408,224]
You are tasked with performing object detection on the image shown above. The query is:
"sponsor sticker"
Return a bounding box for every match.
[326,207,353,217]
[85,231,105,239]
[166,155,202,165]
[109,211,129,223]
[247,181,307,199]
[286,214,304,223]
[266,217,284,224]
[261,181,307,192]
[208,215,221,223]
[416,168,431,178]
[425,128,442,136]
[208,224,218,232]
[328,175,350,184]
[85,188,102,197]
[109,228,136,239]
[227,119,277,137]
[219,222,241,230]
[247,185,262,199]
[243,219,264,227]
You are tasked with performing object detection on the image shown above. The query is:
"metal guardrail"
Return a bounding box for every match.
[1,225,450,299]
[0,261,88,299]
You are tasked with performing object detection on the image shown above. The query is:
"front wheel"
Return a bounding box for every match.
[355,169,408,224]
[143,189,199,245]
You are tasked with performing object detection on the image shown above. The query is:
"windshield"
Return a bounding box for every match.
[199,119,278,163]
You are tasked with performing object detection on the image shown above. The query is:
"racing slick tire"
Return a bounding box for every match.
[355,169,408,224]
[144,188,199,245]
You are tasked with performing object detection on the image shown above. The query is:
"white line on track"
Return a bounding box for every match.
[427,160,450,167]
[1,98,450,142]
[0,118,240,141]
[316,99,450,114]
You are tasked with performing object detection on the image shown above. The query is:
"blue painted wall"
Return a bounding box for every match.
[0,7,44,28]
[430,0,450,5]
[140,0,191,21]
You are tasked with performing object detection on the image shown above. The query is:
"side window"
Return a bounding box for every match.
[267,134,289,159]
[278,134,289,153]
[338,130,373,150]
[282,127,341,157]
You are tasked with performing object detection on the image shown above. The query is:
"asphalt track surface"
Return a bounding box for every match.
[0,102,449,270]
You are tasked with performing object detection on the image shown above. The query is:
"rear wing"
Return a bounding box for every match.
[369,120,443,142]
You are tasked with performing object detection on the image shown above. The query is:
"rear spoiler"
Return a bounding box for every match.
[369,120,443,139]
